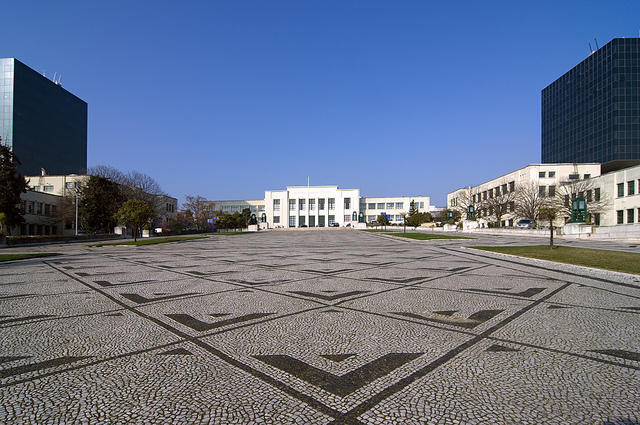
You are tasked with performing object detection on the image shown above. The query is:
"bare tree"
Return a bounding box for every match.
[549,178,609,224]
[451,187,473,220]
[88,165,127,185]
[181,196,214,230]
[515,182,550,222]
[477,180,519,227]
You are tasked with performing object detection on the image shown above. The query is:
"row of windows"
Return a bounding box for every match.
[617,180,639,197]
[538,171,557,178]
[473,181,516,203]
[220,205,264,213]
[21,200,56,216]
[366,214,404,222]
[617,209,640,224]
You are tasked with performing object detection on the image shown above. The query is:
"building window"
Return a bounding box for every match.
[395,215,402,221]
[309,199,315,211]
[539,171,546,178]
[289,216,296,227]
[482,191,487,200]
[584,174,590,179]
[548,171,556,178]
[367,215,375,222]
[586,190,592,202]
[569,174,579,180]
[344,198,350,210]
[628,209,635,224]
[344,215,351,222]
[328,198,335,210]
[628,181,636,196]
[43,185,54,192]
[419,202,424,209]
[368,203,375,209]
[250,206,257,212]
[548,185,556,197]
[395,202,403,209]
[289,199,296,211]
[386,202,394,209]
[618,183,625,197]
[501,184,507,194]
[273,216,280,224]
[299,199,306,211]
[488,189,493,199]
[593,213,600,226]
[319,198,325,210]
[299,216,305,226]
[595,188,601,202]
[617,210,624,224]
[44,204,51,216]
[509,201,515,212]
[65,182,74,189]
[258,205,265,212]
[539,186,546,197]
[36,203,43,214]
[509,181,515,192]
[377,203,384,209]
[33,186,40,191]
[273,199,280,211]
[328,215,335,225]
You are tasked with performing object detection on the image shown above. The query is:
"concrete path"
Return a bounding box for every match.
[1,230,639,424]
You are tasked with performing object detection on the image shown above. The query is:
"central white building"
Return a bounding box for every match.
[213,185,431,228]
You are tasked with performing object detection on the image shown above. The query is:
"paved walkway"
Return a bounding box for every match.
[1,230,639,424]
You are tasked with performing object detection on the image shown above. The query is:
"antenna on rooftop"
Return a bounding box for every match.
[595,38,599,50]
[589,43,594,54]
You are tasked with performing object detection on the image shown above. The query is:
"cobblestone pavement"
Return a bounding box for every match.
[1,230,639,424]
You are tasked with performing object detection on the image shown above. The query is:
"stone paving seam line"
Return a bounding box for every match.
[42,260,344,420]
[331,281,574,424]
[482,336,640,372]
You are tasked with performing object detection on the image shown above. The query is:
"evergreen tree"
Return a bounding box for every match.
[408,200,419,216]
[0,142,29,233]
[79,175,125,233]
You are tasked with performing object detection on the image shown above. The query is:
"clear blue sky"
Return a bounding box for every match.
[3,1,639,207]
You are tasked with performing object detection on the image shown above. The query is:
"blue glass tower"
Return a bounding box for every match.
[1,58,87,175]
[542,38,640,166]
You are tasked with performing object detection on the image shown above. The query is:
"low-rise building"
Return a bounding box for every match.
[211,186,432,228]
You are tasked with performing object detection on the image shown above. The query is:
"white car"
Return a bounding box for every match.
[515,219,536,228]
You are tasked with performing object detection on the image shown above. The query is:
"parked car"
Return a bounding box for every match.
[329,223,339,227]
[515,219,536,228]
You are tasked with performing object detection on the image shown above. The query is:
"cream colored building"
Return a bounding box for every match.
[447,164,602,227]
[211,186,432,228]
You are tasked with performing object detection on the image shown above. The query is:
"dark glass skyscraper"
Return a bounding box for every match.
[1,58,87,176]
[542,38,640,165]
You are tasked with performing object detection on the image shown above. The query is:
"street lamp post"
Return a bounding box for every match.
[75,188,79,235]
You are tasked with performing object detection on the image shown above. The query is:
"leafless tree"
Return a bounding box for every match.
[181,196,214,230]
[515,182,551,222]
[477,180,519,227]
[88,165,127,185]
[549,178,610,224]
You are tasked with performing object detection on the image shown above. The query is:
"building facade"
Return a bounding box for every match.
[1,58,87,175]
[541,38,640,165]
[211,186,431,228]
[447,164,603,227]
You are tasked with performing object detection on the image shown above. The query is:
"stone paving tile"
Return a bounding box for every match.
[1,230,639,424]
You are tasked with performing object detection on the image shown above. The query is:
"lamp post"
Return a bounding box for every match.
[75,188,79,235]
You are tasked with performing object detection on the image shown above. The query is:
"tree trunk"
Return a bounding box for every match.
[549,223,554,249]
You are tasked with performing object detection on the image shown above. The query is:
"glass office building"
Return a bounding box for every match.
[542,38,640,165]
[1,58,87,176]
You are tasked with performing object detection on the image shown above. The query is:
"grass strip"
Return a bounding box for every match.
[0,253,60,262]
[472,245,640,275]
[361,230,472,240]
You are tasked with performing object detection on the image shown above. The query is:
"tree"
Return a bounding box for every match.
[550,178,609,224]
[515,182,549,222]
[477,181,518,227]
[79,175,125,233]
[408,200,419,216]
[376,214,389,226]
[406,211,433,228]
[114,200,155,241]
[539,207,558,249]
[181,196,213,230]
[0,142,29,233]
[241,208,252,229]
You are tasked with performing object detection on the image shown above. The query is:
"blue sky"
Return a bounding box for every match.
[3,1,639,206]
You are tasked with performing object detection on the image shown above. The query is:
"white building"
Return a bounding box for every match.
[211,186,431,228]
[447,163,640,228]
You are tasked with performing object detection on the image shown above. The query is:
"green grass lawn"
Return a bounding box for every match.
[0,253,60,262]
[472,245,640,275]
[361,230,472,240]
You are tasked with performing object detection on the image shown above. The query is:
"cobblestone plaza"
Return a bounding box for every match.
[1,230,639,424]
